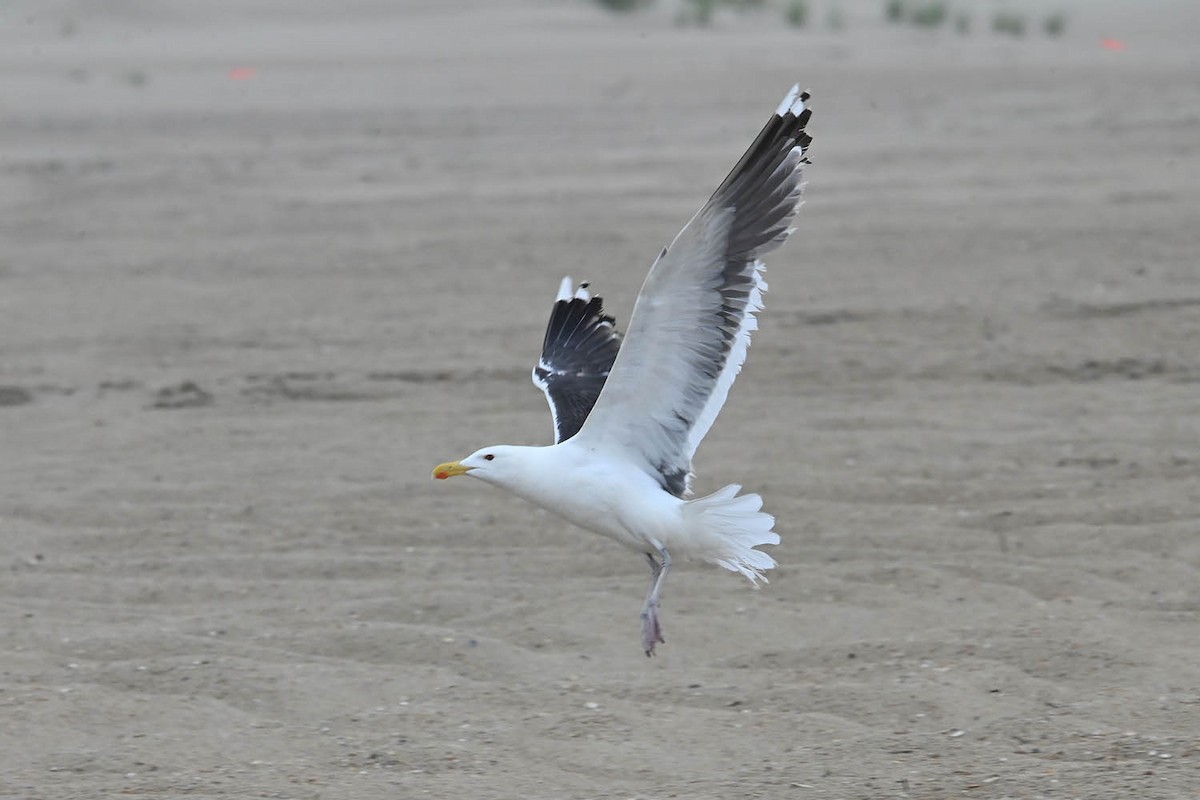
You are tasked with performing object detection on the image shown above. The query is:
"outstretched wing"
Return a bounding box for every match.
[573,85,813,497]
[531,277,623,443]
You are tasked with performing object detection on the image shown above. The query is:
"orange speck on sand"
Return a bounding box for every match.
[228,67,256,80]
[1100,38,1126,52]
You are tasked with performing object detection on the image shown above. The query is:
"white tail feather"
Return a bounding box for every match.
[682,484,779,584]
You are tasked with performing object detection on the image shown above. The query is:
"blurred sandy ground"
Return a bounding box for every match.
[2,1,1199,798]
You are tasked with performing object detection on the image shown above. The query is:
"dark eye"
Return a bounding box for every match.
[483,453,495,461]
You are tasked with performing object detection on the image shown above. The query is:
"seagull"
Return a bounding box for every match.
[433,85,813,656]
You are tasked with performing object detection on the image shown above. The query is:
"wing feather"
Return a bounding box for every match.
[532,277,623,443]
[573,86,812,497]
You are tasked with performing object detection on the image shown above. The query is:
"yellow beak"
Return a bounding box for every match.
[432,460,473,480]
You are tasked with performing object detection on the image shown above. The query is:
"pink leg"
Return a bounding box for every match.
[640,548,671,657]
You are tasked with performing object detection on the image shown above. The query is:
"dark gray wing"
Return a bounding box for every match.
[531,277,623,444]
[572,85,812,498]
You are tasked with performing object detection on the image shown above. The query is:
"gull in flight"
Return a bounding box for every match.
[434,85,813,655]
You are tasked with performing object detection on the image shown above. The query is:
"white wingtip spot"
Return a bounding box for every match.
[775,83,802,117]
[556,276,594,302]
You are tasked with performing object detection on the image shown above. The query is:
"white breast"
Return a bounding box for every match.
[499,441,684,554]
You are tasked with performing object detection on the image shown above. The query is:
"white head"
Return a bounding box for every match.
[432,445,538,491]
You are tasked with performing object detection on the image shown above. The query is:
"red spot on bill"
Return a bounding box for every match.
[228,67,256,80]
[1100,38,1126,52]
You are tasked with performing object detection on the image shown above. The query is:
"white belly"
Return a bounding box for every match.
[502,443,683,554]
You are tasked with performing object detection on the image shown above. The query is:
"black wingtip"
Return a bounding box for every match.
[535,282,624,443]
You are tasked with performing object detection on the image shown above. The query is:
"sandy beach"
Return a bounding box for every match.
[2,1,1199,797]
